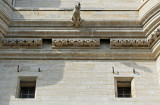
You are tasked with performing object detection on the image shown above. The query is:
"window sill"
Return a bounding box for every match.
[13,98,37,100]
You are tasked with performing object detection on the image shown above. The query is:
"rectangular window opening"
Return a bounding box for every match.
[17,77,37,99]
[115,77,135,98]
[117,81,131,98]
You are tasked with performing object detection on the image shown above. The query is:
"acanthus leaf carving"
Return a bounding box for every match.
[0,38,42,49]
[52,38,100,49]
[111,28,160,48]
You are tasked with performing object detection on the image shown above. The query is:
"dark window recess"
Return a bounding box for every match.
[100,39,110,49]
[43,39,52,44]
[100,39,110,44]
[19,81,36,98]
[20,87,35,98]
[117,81,131,98]
[42,39,52,49]
[118,87,131,98]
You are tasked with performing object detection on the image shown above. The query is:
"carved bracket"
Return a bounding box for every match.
[111,28,160,48]
[0,38,42,49]
[52,38,100,49]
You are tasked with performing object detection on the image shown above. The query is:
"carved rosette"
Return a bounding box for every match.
[111,29,160,48]
[52,38,100,49]
[0,38,42,49]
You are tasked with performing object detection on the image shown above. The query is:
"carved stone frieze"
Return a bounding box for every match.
[52,38,100,49]
[111,39,150,48]
[0,38,42,49]
[111,28,160,48]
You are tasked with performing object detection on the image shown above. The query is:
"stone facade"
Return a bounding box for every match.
[0,0,160,105]
[1,60,160,105]
[111,29,160,49]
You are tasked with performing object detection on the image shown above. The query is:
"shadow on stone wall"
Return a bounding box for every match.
[14,0,61,8]
[121,62,153,73]
[0,2,65,104]
[0,60,65,105]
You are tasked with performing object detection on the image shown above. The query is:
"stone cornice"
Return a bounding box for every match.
[139,0,160,25]
[111,29,160,49]
[0,38,42,49]
[0,10,11,26]
[0,49,153,60]
[6,28,144,38]
[0,0,13,36]
[0,0,13,19]
[0,0,160,60]
[52,38,99,49]
[0,0,159,38]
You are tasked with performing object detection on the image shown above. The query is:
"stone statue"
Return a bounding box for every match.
[72,2,81,27]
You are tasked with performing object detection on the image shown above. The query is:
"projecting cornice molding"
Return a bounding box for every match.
[0,0,160,37]
[52,38,99,49]
[0,0,160,60]
[0,38,42,49]
[0,0,13,37]
[111,28,160,49]
[139,0,160,25]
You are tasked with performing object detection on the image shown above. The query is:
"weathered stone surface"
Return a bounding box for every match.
[52,38,99,49]
[0,0,160,105]
[111,28,160,48]
[14,0,142,10]
[0,60,159,105]
[0,38,42,49]
[0,0,159,60]
[71,2,81,27]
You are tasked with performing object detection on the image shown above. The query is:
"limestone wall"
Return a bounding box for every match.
[156,56,160,85]
[14,0,141,10]
[0,60,160,105]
